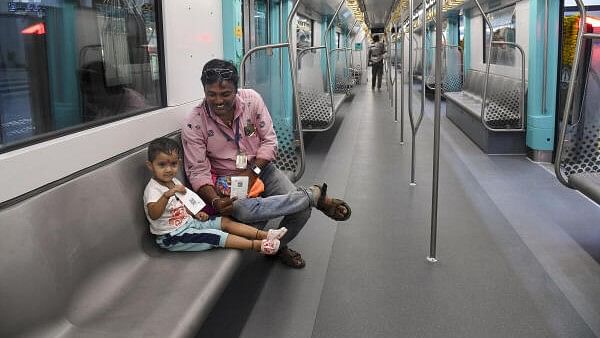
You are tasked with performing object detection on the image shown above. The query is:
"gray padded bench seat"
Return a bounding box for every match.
[570,172,600,204]
[0,137,241,338]
[444,69,527,154]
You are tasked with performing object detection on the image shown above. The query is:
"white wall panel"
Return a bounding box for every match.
[470,1,529,80]
[163,1,223,106]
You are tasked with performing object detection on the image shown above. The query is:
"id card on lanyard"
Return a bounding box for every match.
[206,101,247,169]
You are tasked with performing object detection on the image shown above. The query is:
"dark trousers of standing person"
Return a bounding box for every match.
[371,61,383,89]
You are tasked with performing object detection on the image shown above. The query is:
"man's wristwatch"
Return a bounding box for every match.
[251,164,261,176]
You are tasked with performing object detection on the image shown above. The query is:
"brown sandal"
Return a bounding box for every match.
[316,183,352,221]
[277,247,306,269]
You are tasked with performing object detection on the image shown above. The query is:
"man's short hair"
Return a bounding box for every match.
[147,137,181,162]
[201,59,239,89]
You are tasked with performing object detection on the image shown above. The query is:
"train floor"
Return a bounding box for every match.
[197,77,600,338]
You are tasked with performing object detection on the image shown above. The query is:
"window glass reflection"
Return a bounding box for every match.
[0,0,163,151]
[296,15,312,49]
[483,5,516,66]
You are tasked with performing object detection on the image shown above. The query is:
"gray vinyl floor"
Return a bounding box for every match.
[197,77,600,338]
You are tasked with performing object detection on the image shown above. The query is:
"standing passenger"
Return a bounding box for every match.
[368,34,386,90]
[182,59,352,268]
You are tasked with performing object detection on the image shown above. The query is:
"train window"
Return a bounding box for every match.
[336,31,341,48]
[483,4,516,66]
[459,13,464,48]
[296,15,313,49]
[0,0,164,153]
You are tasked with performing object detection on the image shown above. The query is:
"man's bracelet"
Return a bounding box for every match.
[211,197,220,208]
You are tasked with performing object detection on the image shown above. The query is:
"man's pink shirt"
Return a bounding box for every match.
[182,89,278,192]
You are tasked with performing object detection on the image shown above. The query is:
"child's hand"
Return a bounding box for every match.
[165,184,186,198]
[173,184,186,194]
[195,211,209,221]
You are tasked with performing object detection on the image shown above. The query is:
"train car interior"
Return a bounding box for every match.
[1,0,600,337]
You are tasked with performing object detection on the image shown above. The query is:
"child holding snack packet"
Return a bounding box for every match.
[143,137,286,254]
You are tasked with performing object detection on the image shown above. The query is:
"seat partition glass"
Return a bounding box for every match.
[241,0,304,182]
[0,0,163,152]
[483,5,516,66]
[297,46,333,130]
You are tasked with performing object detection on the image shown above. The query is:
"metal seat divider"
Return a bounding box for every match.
[472,0,526,132]
[345,20,358,95]
[297,45,338,132]
[323,0,347,130]
[555,0,595,187]
[240,0,305,182]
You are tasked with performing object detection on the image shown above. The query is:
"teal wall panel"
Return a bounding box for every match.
[46,4,79,129]
[222,0,243,67]
[526,0,559,150]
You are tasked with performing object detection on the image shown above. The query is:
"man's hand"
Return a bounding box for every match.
[213,196,237,216]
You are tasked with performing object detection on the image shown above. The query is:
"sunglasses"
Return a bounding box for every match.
[202,68,235,81]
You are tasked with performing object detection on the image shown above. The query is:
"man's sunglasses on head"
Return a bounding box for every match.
[203,68,234,81]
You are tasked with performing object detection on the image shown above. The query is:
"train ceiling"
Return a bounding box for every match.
[300,0,396,34]
[362,0,395,29]
[298,0,520,32]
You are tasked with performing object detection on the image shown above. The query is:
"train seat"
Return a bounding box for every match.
[569,172,600,203]
[0,135,242,337]
[299,89,333,129]
[445,69,527,154]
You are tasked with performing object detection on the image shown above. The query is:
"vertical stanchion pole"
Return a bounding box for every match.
[427,0,442,263]
[408,0,417,186]
[400,24,405,144]
[421,1,426,125]
[394,25,399,122]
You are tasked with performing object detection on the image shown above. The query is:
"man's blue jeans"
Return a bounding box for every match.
[231,163,314,246]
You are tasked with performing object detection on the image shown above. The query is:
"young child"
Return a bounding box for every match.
[143,137,286,254]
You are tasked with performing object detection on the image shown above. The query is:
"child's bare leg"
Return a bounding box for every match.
[224,234,262,252]
[221,217,268,240]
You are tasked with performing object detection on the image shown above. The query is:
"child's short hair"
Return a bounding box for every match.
[147,137,181,162]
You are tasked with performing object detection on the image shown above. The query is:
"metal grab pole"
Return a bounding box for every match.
[555,0,586,187]
[395,24,399,122]
[409,0,426,186]
[389,27,394,105]
[324,0,346,108]
[400,26,405,143]
[420,0,426,128]
[240,42,290,86]
[428,0,442,264]
[408,0,417,185]
[286,0,306,180]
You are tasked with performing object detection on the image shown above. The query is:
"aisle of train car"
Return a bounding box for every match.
[198,78,600,337]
